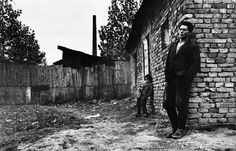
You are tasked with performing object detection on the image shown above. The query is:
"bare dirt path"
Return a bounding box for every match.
[1,98,236,151]
[18,116,236,151]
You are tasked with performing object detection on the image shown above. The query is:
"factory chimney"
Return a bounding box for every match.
[92,15,97,56]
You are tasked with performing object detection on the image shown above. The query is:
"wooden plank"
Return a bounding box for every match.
[0,60,132,104]
[0,62,5,86]
[0,63,3,86]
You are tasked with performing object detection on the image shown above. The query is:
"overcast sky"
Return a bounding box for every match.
[15,0,111,65]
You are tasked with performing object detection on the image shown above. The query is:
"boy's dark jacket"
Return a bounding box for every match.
[165,33,200,83]
[140,82,154,100]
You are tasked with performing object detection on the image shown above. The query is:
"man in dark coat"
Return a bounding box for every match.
[164,21,200,139]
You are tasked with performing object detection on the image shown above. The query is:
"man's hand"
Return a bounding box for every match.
[162,84,167,109]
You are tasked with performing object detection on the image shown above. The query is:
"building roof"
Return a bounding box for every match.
[125,0,168,54]
[53,46,114,68]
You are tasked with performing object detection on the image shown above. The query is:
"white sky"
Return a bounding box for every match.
[15,0,111,65]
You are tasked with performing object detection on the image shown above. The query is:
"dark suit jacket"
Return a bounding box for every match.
[165,36,200,84]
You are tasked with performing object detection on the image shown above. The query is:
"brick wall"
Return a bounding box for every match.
[186,0,236,127]
[134,0,236,127]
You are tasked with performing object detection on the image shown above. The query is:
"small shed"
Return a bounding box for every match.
[53,45,114,68]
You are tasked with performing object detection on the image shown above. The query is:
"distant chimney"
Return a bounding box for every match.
[92,15,97,56]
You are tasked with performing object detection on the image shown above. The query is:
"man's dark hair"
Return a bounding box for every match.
[145,74,153,82]
[179,21,194,32]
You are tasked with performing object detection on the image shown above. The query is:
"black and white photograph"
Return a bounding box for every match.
[0,0,236,150]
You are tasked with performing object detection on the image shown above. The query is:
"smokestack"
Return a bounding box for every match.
[92,15,97,56]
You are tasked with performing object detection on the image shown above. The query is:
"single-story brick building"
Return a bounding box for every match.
[126,0,236,128]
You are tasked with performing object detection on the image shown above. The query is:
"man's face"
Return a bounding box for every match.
[178,25,189,39]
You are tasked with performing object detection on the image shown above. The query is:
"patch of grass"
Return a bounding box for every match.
[0,105,88,150]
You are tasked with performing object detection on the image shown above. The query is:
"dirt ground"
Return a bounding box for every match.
[1,98,236,151]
